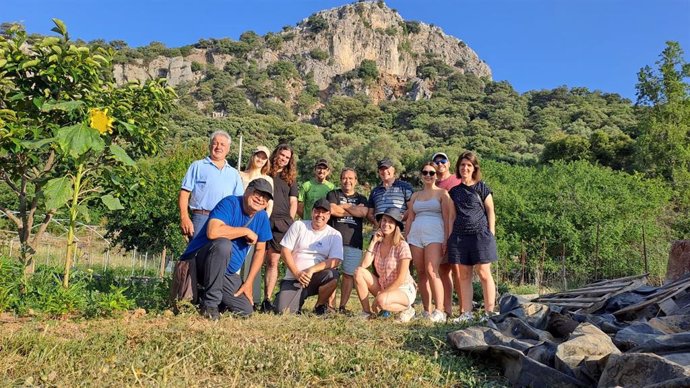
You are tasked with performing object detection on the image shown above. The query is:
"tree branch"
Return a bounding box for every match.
[0,205,21,228]
[31,209,56,247]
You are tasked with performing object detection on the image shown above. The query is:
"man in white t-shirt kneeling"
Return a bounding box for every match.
[275,198,343,314]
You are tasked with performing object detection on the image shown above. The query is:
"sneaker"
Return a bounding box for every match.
[421,311,431,319]
[260,299,274,313]
[398,306,416,323]
[479,311,498,323]
[200,305,220,321]
[378,310,392,318]
[338,306,352,316]
[358,311,372,319]
[429,310,447,323]
[314,304,334,316]
[451,312,474,325]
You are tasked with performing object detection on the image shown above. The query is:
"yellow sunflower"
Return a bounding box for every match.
[89,108,114,135]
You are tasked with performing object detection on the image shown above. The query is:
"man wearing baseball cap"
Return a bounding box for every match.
[297,158,335,220]
[367,158,414,227]
[274,198,343,315]
[432,152,461,191]
[180,178,274,320]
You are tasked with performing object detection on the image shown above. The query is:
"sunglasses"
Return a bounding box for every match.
[421,170,436,176]
[434,159,448,165]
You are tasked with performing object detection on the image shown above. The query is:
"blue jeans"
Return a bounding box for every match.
[191,213,209,240]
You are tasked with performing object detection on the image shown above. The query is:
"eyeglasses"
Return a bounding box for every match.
[433,159,448,165]
[421,170,436,176]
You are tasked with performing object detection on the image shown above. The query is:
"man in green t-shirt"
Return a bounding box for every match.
[298,159,335,220]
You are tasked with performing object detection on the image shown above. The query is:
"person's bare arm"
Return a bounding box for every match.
[296,202,304,219]
[299,257,342,287]
[234,242,266,301]
[485,194,496,235]
[289,196,298,219]
[281,246,302,282]
[383,258,412,292]
[329,202,350,217]
[367,207,377,228]
[344,204,368,218]
[178,190,194,237]
[206,218,258,244]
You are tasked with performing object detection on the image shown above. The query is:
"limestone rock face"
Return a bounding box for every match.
[112,2,491,103]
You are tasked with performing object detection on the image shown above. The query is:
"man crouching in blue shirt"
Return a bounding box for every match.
[180,178,273,320]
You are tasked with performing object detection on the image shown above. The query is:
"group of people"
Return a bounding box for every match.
[178,130,498,323]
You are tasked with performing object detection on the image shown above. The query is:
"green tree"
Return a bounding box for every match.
[635,41,690,235]
[0,20,176,281]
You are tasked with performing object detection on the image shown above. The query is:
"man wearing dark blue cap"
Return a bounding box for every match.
[180,178,273,320]
[274,197,343,315]
[367,158,414,227]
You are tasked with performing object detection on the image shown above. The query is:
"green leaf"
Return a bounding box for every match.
[20,137,55,150]
[77,203,92,223]
[51,18,68,38]
[44,176,73,210]
[57,123,104,158]
[109,144,135,166]
[41,100,84,113]
[101,195,124,211]
[20,59,40,69]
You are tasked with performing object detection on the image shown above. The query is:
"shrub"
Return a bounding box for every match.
[404,21,421,34]
[358,59,379,81]
[190,61,203,72]
[309,48,329,61]
[307,14,328,33]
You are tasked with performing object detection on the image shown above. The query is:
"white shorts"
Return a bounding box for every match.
[407,216,444,248]
[398,283,417,306]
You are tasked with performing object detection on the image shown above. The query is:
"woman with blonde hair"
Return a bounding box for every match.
[405,162,453,323]
[239,145,274,310]
[353,207,417,322]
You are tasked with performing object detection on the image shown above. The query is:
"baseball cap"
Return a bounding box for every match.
[252,145,271,157]
[377,158,393,169]
[312,197,331,212]
[247,178,273,200]
[314,158,330,169]
[432,152,449,162]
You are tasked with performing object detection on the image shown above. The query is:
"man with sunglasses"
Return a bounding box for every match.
[432,152,461,191]
[180,178,274,320]
[367,158,414,227]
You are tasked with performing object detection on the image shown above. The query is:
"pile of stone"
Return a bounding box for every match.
[448,272,690,387]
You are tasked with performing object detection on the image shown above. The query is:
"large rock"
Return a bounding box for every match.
[666,240,690,283]
[448,327,587,387]
[598,353,690,387]
[555,323,621,384]
[111,3,492,104]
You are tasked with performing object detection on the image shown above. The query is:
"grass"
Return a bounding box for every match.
[0,306,507,387]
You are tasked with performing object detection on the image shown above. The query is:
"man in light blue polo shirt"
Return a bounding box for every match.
[179,130,244,239]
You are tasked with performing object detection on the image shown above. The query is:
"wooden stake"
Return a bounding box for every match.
[642,224,648,274]
[159,246,167,278]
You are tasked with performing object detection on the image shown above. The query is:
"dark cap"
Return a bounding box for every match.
[431,152,448,162]
[375,207,404,231]
[314,158,330,169]
[312,197,331,212]
[377,158,393,169]
[247,178,273,200]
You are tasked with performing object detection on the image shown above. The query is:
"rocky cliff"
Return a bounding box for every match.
[113,2,491,105]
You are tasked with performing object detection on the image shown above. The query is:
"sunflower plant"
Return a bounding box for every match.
[0,20,176,285]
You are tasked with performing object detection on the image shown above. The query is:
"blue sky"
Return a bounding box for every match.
[4,0,689,100]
